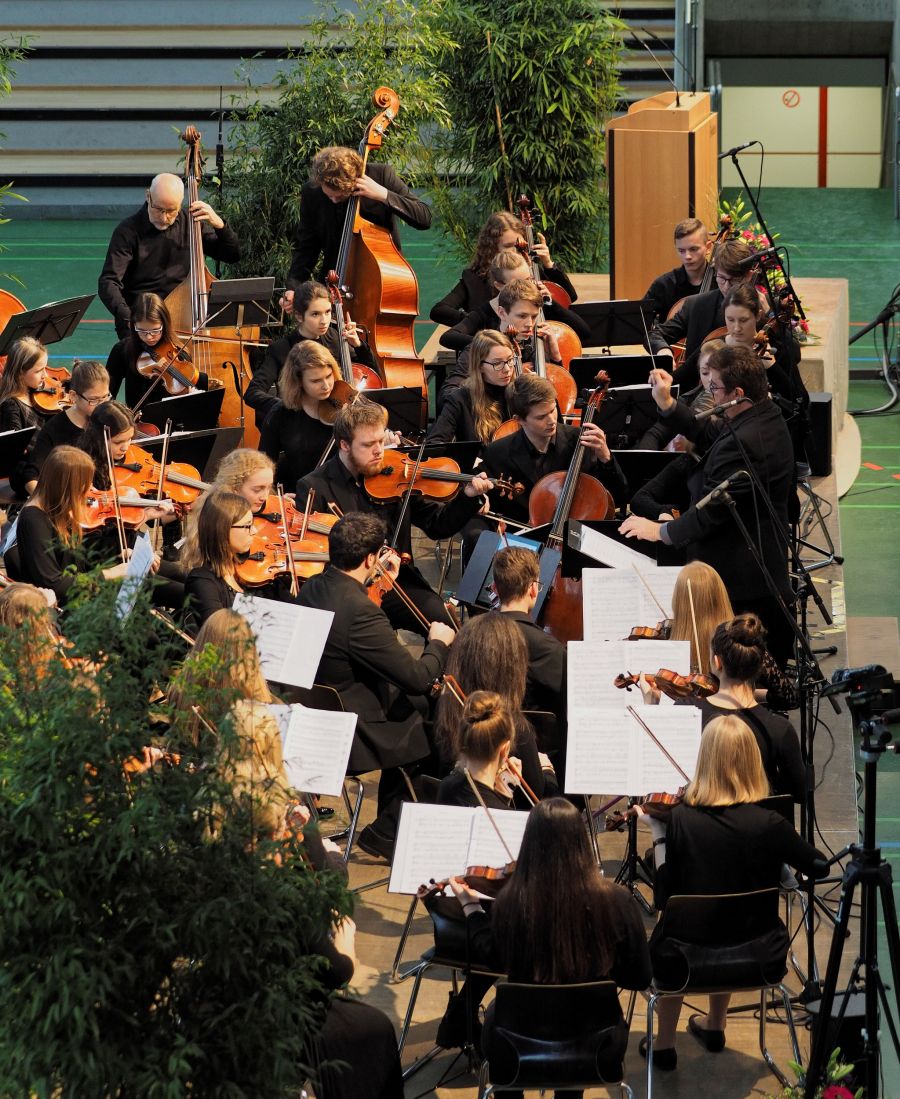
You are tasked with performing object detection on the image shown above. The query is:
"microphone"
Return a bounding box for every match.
[638,25,694,95]
[693,396,752,421]
[695,470,750,511]
[736,246,779,272]
[629,32,679,107]
[718,140,758,160]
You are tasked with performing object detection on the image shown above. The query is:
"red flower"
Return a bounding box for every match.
[741,229,754,239]
[822,1086,854,1099]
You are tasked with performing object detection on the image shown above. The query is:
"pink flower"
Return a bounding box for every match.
[822,1086,854,1099]
[741,229,753,239]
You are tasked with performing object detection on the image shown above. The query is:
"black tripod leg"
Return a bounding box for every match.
[875,871,900,1058]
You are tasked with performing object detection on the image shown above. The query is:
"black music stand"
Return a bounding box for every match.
[456,528,559,617]
[136,426,242,482]
[369,387,428,438]
[569,298,655,349]
[593,386,663,450]
[570,353,656,391]
[0,294,94,355]
[142,387,226,433]
[564,519,685,574]
[0,426,36,480]
[205,278,275,329]
[611,448,684,499]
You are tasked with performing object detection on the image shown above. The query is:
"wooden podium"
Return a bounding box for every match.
[607,91,718,301]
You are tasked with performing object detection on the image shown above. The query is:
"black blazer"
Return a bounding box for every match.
[426,384,510,446]
[643,265,703,322]
[648,288,724,391]
[287,163,432,287]
[297,567,449,772]
[429,265,579,328]
[481,423,628,524]
[297,453,483,559]
[500,609,565,714]
[659,398,794,600]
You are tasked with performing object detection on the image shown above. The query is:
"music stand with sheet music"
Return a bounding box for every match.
[0,427,36,489]
[565,519,685,575]
[205,278,275,330]
[570,298,655,349]
[570,354,656,392]
[368,387,428,438]
[593,385,663,450]
[135,426,241,482]
[611,448,686,499]
[456,528,559,616]
[0,295,94,357]
[142,387,226,434]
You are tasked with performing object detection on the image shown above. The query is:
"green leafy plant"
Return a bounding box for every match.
[0,573,349,1095]
[425,0,625,271]
[766,1047,863,1099]
[219,0,453,280]
[0,34,31,288]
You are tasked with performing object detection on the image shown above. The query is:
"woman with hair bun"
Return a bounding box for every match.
[437,690,518,810]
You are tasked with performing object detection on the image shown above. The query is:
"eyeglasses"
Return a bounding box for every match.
[715,272,738,287]
[76,391,111,405]
[134,326,163,338]
[481,357,516,370]
[707,382,729,395]
[231,521,254,531]
[147,196,181,217]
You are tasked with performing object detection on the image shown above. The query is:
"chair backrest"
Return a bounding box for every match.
[658,888,780,946]
[757,793,794,823]
[522,710,562,755]
[486,980,627,1089]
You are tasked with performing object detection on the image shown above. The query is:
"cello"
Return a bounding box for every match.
[164,126,262,447]
[0,289,26,370]
[529,376,616,644]
[333,87,427,422]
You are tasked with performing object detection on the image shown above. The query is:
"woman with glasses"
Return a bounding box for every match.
[16,360,112,497]
[182,488,256,631]
[105,292,217,410]
[427,330,517,446]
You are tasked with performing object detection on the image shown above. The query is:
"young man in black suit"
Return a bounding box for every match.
[298,513,456,859]
[642,217,711,322]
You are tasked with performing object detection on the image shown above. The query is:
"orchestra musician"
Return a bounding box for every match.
[619,347,796,668]
[98,173,240,339]
[481,374,627,526]
[296,399,493,634]
[439,250,588,356]
[0,337,53,433]
[437,690,519,810]
[491,546,564,714]
[645,238,755,391]
[259,342,345,489]
[296,513,456,862]
[182,489,257,630]
[245,280,377,427]
[426,330,516,446]
[105,293,218,410]
[643,218,711,322]
[16,360,112,498]
[284,146,432,303]
[645,716,825,1070]
[637,338,720,452]
[429,210,577,327]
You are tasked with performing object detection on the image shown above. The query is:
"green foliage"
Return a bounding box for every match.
[0,35,31,287]
[766,1047,863,1098]
[220,0,453,279]
[425,0,625,271]
[0,575,349,1095]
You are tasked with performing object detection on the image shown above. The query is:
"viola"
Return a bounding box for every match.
[115,444,208,509]
[614,668,719,702]
[31,366,75,414]
[325,270,382,392]
[315,378,360,426]
[135,337,200,396]
[364,449,524,504]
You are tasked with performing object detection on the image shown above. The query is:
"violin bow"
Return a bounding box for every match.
[462,766,516,865]
[103,425,128,563]
[625,704,691,785]
[151,418,174,552]
[686,577,701,674]
[299,488,314,541]
[631,562,669,622]
[276,484,300,599]
[387,436,428,554]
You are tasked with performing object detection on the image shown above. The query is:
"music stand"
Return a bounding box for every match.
[368,387,427,438]
[569,298,655,349]
[0,295,95,356]
[142,387,226,433]
[565,519,685,574]
[136,426,242,482]
[205,278,275,329]
[570,353,656,391]
[0,426,37,479]
[611,448,684,499]
[593,385,662,450]
[456,528,559,617]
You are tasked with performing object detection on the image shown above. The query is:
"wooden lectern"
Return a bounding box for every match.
[607,91,718,301]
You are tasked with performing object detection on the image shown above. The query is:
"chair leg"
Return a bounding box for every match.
[620,1083,635,1099]
[759,985,801,1087]
[477,1059,491,1098]
[397,959,430,1054]
[584,794,604,870]
[646,993,658,1099]
[390,895,421,981]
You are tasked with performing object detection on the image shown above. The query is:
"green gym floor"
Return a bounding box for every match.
[3,186,900,1092]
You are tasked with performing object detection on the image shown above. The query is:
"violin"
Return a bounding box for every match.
[614,668,719,702]
[135,337,201,396]
[424,861,517,902]
[83,489,170,530]
[315,378,359,426]
[605,791,684,832]
[253,495,338,542]
[31,366,75,414]
[115,444,208,509]
[625,620,672,641]
[325,270,383,392]
[235,538,330,587]
[364,449,523,504]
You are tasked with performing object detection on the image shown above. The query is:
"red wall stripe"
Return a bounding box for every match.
[818,86,828,188]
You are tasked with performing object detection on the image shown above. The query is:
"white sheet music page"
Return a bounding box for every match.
[566,639,690,710]
[232,593,333,688]
[573,524,656,569]
[626,706,703,793]
[389,803,478,894]
[269,703,357,797]
[582,567,682,641]
[467,808,529,869]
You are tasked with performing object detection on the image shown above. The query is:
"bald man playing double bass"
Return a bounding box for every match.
[98,172,241,339]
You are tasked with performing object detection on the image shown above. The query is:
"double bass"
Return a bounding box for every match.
[164,127,262,447]
[333,87,428,422]
[0,289,26,370]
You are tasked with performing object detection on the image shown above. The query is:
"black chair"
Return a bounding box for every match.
[478,980,633,1098]
[645,887,801,1099]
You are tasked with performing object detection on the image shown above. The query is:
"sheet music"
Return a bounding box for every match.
[565,705,701,795]
[115,531,155,620]
[389,803,529,894]
[0,516,18,556]
[582,567,682,641]
[567,639,690,710]
[269,703,357,797]
[232,594,333,688]
[571,524,655,569]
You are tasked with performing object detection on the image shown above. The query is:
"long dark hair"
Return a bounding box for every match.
[492,798,620,983]
[78,400,134,489]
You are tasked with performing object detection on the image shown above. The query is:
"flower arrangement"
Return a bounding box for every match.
[766,1048,863,1099]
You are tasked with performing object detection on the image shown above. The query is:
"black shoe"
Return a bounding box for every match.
[315,805,336,821]
[687,1014,725,1052]
[356,823,395,861]
[639,1036,677,1071]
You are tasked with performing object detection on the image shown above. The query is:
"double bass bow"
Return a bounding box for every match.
[333,87,427,422]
